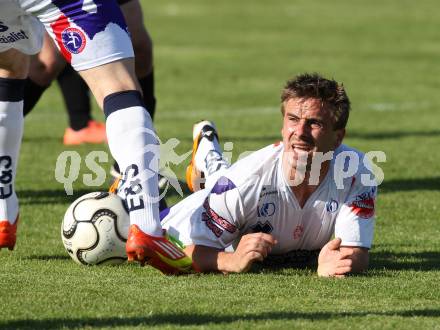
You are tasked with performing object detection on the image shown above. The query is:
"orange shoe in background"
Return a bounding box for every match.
[63,120,107,145]
[0,216,19,251]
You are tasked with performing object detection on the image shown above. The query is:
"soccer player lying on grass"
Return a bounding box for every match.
[0,0,192,274]
[157,73,376,277]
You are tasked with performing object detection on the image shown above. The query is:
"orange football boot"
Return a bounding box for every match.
[126,224,197,275]
[0,216,19,251]
[63,120,107,145]
[185,120,218,192]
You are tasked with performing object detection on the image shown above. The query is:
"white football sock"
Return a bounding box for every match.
[195,136,229,175]
[104,91,162,237]
[0,79,24,224]
[193,124,230,190]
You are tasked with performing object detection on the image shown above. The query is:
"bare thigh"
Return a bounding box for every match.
[78,58,139,109]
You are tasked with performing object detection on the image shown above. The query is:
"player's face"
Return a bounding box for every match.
[281,97,345,167]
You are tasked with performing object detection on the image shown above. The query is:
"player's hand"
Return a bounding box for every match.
[229,233,277,273]
[317,238,353,278]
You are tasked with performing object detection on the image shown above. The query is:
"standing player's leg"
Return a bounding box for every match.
[38,0,193,273]
[58,0,155,149]
[0,50,28,250]
[186,121,230,192]
[57,0,156,147]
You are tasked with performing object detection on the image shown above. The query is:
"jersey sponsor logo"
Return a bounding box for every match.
[350,188,375,219]
[61,27,86,54]
[258,187,278,200]
[257,202,276,217]
[325,199,339,213]
[201,213,223,237]
[201,198,237,236]
[293,225,304,240]
[0,30,29,44]
[120,164,145,212]
[0,21,9,32]
[0,156,13,199]
[251,221,273,234]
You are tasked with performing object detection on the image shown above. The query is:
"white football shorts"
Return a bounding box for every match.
[0,0,134,71]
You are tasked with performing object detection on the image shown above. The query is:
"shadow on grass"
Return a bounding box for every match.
[379,177,440,193]
[17,183,192,205]
[2,309,440,329]
[24,255,71,261]
[17,189,106,205]
[21,136,61,143]
[370,251,440,271]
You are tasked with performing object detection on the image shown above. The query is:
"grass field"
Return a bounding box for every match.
[1,0,440,329]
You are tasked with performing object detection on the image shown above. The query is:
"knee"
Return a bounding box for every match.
[29,55,65,86]
[0,50,30,79]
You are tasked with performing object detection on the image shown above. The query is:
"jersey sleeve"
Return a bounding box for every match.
[334,177,376,249]
[188,176,246,249]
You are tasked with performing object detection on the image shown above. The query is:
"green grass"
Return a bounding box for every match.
[1,0,440,329]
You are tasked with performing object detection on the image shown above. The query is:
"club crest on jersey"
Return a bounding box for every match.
[61,27,86,54]
[293,225,304,240]
[325,199,339,213]
[350,190,375,219]
[258,202,276,217]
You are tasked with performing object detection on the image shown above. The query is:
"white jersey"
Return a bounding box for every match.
[0,0,133,71]
[162,143,376,254]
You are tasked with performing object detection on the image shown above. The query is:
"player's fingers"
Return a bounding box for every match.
[333,274,346,278]
[325,238,342,251]
[258,233,277,245]
[243,236,273,250]
[335,266,352,275]
[255,239,276,255]
[247,232,277,245]
[337,259,353,268]
[242,242,271,258]
[340,249,354,259]
[247,251,265,262]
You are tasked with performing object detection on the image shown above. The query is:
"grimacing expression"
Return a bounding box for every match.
[281,97,345,159]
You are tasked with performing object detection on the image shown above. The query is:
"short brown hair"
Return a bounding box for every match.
[281,73,350,130]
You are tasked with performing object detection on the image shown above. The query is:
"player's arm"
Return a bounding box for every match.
[317,238,369,277]
[184,233,277,273]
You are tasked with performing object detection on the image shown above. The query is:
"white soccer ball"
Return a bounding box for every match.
[61,192,129,265]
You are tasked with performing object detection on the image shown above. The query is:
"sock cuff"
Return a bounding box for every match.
[103,90,145,118]
[0,78,26,102]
